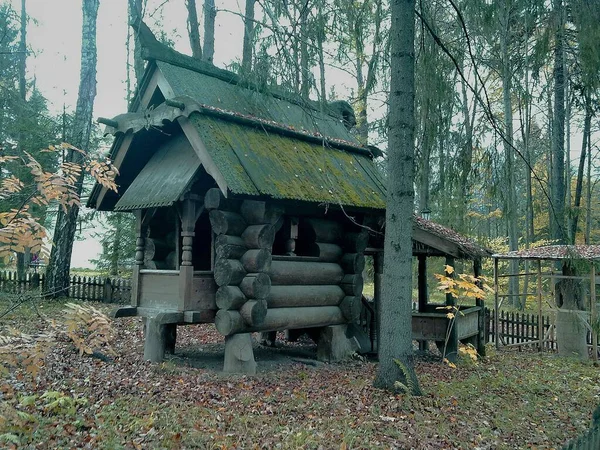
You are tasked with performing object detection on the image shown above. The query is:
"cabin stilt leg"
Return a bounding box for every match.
[223,333,257,374]
[317,325,357,362]
[144,318,168,362]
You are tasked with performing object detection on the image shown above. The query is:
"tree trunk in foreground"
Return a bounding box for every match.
[44,0,99,297]
[374,0,421,395]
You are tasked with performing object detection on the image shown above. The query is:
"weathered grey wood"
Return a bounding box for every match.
[144,238,171,261]
[242,224,275,249]
[341,253,365,274]
[240,299,268,326]
[240,200,283,225]
[215,234,246,249]
[139,272,179,309]
[239,273,271,299]
[204,187,237,211]
[339,295,361,323]
[343,231,369,253]
[215,306,346,335]
[341,274,364,296]
[216,243,247,260]
[214,258,246,286]
[183,310,217,323]
[209,210,247,236]
[269,260,344,285]
[241,249,272,273]
[312,242,343,262]
[223,333,256,374]
[268,285,345,308]
[216,285,247,310]
[317,325,358,362]
[143,317,172,362]
[305,218,343,243]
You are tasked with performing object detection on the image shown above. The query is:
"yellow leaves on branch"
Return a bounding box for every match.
[434,268,493,301]
[0,143,119,259]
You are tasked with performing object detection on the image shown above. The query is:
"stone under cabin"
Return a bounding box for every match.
[88,42,489,373]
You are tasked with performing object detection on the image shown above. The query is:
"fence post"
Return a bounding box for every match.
[103,278,113,303]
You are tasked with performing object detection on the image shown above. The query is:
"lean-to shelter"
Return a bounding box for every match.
[88,29,490,372]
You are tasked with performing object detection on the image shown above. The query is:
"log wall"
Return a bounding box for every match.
[205,187,367,337]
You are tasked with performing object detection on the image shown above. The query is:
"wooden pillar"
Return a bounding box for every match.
[474,258,486,356]
[494,257,500,350]
[445,256,458,362]
[178,198,203,311]
[131,209,150,307]
[591,263,597,361]
[417,255,428,312]
[373,251,384,353]
[223,333,256,374]
[537,260,543,352]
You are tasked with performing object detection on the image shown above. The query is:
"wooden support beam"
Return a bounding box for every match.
[209,210,247,236]
[216,286,247,310]
[241,249,272,273]
[240,200,283,225]
[268,285,345,308]
[242,224,275,249]
[215,306,346,336]
[312,242,343,262]
[269,260,344,285]
[214,258,246,286]
[239,273,271,299]
[223,333,256,374]
[341,253,366,274]
[418,255,428,313]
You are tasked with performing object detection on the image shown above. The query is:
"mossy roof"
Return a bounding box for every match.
[189,112,386,209]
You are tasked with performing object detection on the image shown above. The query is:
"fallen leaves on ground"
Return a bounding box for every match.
[1,299,598,449]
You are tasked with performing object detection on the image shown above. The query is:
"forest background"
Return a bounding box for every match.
[1,0,599,310]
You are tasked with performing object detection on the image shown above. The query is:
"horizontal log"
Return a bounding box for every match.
[343,231,369,253]
[242,224,275,249]
[339,296,361,323]
[215,306,346,336]
[214,258,246,286]
[305,218,343,243]
[268,285,345,308]
[144,238,171,261]
[209,210,247,236]
[270,260,344,285]
[204,188,238,211]
[341,274,364,297]
[341,253,365,274]
[241,249,272,273]
[312,242,343,262]
[240,299,268,326]
[216,286,247,310]
[216,243,247,260]
[215,234,246,248]
[240,200,283,225]
[239,273,271,299]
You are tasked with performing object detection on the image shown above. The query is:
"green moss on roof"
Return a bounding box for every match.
[189,112,386,209]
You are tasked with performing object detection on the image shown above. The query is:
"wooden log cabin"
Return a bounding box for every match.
[88,37,490,372]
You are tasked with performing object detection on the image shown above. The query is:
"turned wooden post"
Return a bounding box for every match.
[178,198,203,311]
[131,209,151,307]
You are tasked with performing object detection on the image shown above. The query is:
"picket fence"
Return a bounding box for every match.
[0,271,131,304]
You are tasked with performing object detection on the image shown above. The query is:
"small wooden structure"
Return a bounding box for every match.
[365,216,491,361]
[88,38,490,371]
[493,245,600,359]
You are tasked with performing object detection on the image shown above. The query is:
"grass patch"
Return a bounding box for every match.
[1,295,598,448]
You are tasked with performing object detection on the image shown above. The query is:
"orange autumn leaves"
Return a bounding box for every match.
[0,143,118,261]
